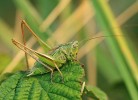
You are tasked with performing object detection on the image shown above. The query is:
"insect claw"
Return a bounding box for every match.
[74,59,84,67]
[50,70,54,83]
[50,77,53,83]
[61,77,64,83]
[80,63,84,68]
[58,73,64,83]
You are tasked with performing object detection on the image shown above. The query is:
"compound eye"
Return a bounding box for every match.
[72,44,76,48]
[72,41,78,48]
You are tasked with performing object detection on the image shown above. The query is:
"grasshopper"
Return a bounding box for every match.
[12,20,79,81]
[12,20,128,81]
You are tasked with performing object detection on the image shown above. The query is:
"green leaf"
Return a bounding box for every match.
[0,61,84,100]
[84,85,108,100]
[0,73,13,84]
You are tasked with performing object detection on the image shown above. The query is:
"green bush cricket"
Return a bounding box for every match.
[12,20,79,82]
[12,20,127,82]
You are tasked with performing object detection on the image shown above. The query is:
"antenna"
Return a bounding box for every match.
[79,34,127,47]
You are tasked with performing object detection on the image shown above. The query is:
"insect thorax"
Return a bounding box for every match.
[51,41,79,61]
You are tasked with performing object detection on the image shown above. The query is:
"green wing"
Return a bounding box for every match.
[12,39,66,67]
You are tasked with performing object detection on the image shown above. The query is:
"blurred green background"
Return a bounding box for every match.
[0,0,138,100]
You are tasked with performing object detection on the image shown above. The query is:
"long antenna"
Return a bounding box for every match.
[78,24,138,46]
[79,34,126,46]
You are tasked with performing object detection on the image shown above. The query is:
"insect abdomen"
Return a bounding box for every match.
[27,62,51,76]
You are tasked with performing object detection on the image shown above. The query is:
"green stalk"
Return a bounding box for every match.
[91,0,138,100]
[96,46,121,84]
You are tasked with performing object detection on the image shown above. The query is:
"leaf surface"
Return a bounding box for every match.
[0,61,84,100]
[84,85,108,100]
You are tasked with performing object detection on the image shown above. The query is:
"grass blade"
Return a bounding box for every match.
[91,0,138,99]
